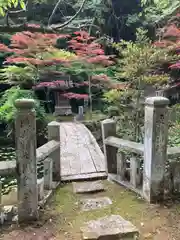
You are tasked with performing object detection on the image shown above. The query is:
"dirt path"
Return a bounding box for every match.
[1,180,180,239]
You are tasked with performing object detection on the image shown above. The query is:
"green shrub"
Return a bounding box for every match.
[0,86,47,136]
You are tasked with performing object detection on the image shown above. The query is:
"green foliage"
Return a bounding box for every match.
[0,33,11,46]
[140,0,180,24]
[0,86,46,125]
[104,28,175,141]
[168,104,180,147]
[0,0,25,16]
[0,65,38,86]
[127,0,180,31]
[168,123,180,147]
[42,49,76,60]
[143,74,170,84]
[113,28,172,86]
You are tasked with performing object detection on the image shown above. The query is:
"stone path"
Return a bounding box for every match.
[80,197,112,211]
[81,215,139,240]
[73,180,139,239]
[73,181,105,194]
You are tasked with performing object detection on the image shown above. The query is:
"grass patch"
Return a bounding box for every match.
[3,180,180,239]
[47,180,178,239]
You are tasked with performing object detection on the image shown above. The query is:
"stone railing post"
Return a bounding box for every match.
[143,96,169,203]
[101,119,117,173]
[48,121,60,141]
[14,99,38,222]
[44,157,53,190]
[48,121,60,181]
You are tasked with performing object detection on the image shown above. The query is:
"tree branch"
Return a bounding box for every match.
[48,0,64,26]
[0,0,87,33]
[50,0,87,30]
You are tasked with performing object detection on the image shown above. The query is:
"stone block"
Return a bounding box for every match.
[15,99,38,222]
[73,181,104,194]
[143,97,169,203]
[81,215,139,240]
[2,188,17,205]
[3,205,17,222]
[54,106,72,116]
[44,158,53,190]
[0,212,5,224]
[80,197,112,211]
[37,178,44,201]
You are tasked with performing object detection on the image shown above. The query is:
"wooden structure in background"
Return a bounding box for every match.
[54,93,72,116]
[53,75,73,116]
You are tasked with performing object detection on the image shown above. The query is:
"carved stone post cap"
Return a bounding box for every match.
[101,119,115,124]
[14,98,35,109]
[145,96,169,107]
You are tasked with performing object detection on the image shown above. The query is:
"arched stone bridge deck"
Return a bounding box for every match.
[60,122,107,181]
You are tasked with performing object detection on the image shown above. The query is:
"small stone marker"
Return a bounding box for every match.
[80,197,112,211]
[37,178,44,201]
[44,157,53,190]
[81,215,139,240]
[74,106,84,121]
[73,181,104,194]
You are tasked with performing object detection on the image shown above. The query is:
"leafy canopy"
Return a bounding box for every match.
[141,0,180,24]
[0,0,25,16]
[0,86,46,123]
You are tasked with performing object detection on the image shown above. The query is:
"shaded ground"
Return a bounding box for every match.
[1,180,180,239]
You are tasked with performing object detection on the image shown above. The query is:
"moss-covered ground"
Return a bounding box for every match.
[1,180,180,239]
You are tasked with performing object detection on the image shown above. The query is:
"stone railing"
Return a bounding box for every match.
[0,99,61,224]
[101,96,180,203]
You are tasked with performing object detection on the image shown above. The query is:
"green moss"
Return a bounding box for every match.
[46,181,180,239]
[47,181,148,239]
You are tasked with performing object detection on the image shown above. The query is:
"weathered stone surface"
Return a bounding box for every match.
[12,215,18,222]
[0,161,16,176]
[101,119,117,173]
[80,197,112,211]
[0,212,5,224]
[36,140,60,162]
[3,205,17,221]
[73,181,104,194]
[44,158,53,190]
[0,205,18,223]
[143,96,169,203]
[81,215,139,240]
[48,121,60,141]
[75,106,84,121]
[2,188,17,205]
[37,178,44,201]
[15,99,38,222]
[54,106,72,116]
[47,121,61,181]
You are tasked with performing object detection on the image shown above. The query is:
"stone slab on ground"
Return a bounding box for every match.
[80,197,112,211]
[81,215,139,240]
[73,181,105,194]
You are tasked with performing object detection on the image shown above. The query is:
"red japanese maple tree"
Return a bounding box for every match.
[68,31,114,67]
[154,14,180,71]
[0,30,115,102]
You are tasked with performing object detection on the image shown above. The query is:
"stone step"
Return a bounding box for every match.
[80,197,112,211]
[73,180,105,194]
[81,215,139,240]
